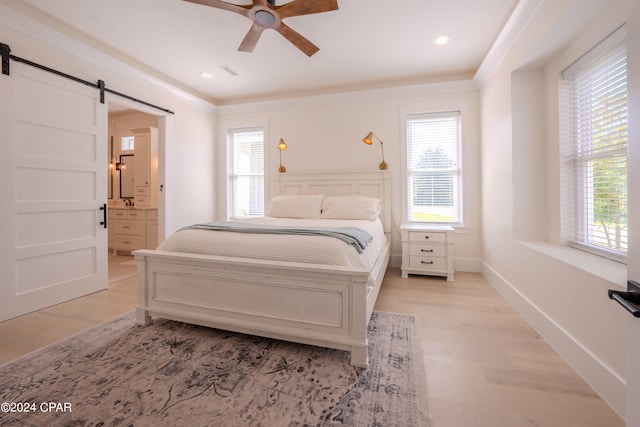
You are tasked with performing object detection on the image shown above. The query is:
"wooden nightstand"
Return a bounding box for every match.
[400,224,454,281]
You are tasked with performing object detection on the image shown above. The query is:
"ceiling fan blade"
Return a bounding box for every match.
[238,23,266,53]
[275,23,320,57]
[182,0,251,16]
[276,0,339,19]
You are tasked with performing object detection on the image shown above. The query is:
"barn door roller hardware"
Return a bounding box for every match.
[1,43,10,75]
[0,42,174,115]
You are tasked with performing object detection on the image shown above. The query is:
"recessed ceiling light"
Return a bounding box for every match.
[434,35,449,46]
[200,71,213,79]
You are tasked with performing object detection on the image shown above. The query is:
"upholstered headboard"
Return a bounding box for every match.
[273,170,391,234]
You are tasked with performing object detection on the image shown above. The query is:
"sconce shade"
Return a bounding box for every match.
[362,131,388,170]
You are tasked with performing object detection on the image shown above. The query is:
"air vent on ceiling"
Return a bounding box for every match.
[219,65,239,77]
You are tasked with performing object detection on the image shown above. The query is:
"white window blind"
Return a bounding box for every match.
[406,111,461,223]
[228,127,264,218]
[562,26,627,261]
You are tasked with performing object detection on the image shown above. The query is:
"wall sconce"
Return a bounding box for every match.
[362,131,388,170]
[277,138,288,173]
[109,155,123,172]
[114,156,125,172]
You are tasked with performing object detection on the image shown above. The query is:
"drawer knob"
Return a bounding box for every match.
[421,261,434,265]
[425,235,430,239]
[421,249,434,253]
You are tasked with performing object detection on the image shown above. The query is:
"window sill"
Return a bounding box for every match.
[405,222,470,234]
[517,241,626,288]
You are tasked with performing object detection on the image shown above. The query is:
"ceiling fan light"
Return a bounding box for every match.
[255,10,276,26]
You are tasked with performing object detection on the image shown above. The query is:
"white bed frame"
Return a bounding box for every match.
[134,170,391,367]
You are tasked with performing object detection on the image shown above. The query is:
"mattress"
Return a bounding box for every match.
[157,216,387,270]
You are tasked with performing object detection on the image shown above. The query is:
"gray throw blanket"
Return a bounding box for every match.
[179,221,373,253]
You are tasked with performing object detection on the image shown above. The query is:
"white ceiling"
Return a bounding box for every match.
[14,0,519,105]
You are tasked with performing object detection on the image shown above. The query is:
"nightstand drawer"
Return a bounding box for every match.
[409,245,446,258]
[409,256,446,271]
[408,231,447,243]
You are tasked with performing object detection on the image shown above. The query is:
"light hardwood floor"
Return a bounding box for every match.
[0,259,624,427]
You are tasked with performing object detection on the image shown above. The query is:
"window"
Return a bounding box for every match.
[562,26,627,262]
[121,136,134,151]
[228,127,264,218]
[405,111,461,224]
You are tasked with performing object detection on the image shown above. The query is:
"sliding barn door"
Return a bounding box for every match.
[0,63,108,321]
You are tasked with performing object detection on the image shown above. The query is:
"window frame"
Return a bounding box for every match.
[227,126,265,219]
[401,109,463,226]
[560,26,628,263]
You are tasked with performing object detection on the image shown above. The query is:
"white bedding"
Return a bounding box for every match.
[157,216,387,270]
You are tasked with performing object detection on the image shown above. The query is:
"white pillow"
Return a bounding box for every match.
[267,194,324,219]
[321,195,381,221]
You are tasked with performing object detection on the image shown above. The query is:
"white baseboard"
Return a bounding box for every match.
[481,261,626,419]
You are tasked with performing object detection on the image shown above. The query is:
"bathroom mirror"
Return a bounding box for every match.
[119,154,135,199]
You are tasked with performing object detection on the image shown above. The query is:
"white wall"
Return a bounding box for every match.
[479,0,630,417]
[216,83,483,269]
[0,6,217,237]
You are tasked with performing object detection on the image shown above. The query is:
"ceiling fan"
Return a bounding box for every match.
[183,0,339,57]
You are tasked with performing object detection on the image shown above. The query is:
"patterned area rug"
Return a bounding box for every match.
[0,311,429,426]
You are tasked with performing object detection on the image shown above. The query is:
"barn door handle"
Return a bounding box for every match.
[99,203,107,229]
[608,281,640,318]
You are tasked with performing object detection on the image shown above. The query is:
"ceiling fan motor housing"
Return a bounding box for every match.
[254,9,277,27]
